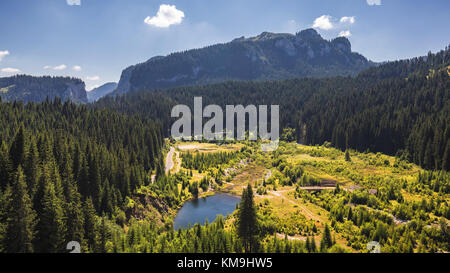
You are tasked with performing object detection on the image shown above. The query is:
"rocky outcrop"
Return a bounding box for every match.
[113,65,135,96]
[0,75,88,103]
[64,82,88,103]
[332,37,352,53]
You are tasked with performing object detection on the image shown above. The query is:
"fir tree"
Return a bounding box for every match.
[35,181,67,253]
[9,124,26,170]
[64,181,85,250]
[236,184,259,252]
[84,197,97,252]
[320,224,333,251]
[24,136,40,198]
[345,150,351,162]
[0,140,12,190]
[5,166,36,253]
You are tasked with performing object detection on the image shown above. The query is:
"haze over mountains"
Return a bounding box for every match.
[87,82,118,102]
[112,28,374,95]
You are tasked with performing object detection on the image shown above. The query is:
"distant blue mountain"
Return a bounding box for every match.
[87,82,118,102]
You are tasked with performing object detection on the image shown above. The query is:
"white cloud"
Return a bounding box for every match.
[144,4,185,28]
[0,51,10,62]
[338,30,352,38]
[340,16,355,24]
[86,76,100,81]
[43,65,51,69]
[72,65,82,71]
[312,15,334,30]
[367,0,381,6]
[67,0,81,6]
[53,64,67,70]
[1,67,21,73]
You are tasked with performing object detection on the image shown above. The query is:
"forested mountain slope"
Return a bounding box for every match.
[112,28,373,95]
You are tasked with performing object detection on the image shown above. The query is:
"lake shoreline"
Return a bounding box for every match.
[172,191,241,230]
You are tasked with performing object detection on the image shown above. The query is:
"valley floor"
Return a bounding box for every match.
[160,140,449,253]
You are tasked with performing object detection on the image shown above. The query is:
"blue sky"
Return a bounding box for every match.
[0,0,449,90]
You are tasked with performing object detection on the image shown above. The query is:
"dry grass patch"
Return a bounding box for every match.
[176,141,243,154]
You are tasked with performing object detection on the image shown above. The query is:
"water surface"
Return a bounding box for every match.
[173,193,240,230]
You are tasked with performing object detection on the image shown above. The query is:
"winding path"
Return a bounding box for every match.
[165,147,176,174]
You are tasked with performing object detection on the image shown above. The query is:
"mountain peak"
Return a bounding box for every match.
[296,28,322,40]
[255,31,285,40]
[332,36,351,53]
[233,31,293,43]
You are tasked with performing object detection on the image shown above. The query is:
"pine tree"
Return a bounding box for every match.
[311,236,317,253]
[88,156,102,212]
[305,237,311,252]
[442,142,450,171]
[320,223,333,251]
[0,140,12,190]
[64,181,85,250]
[9,124,26,170]
[24,136,40,198]
[236,184,259,252]
[345,149,351,162]
[0,186,10,252]
[98,217,110,253]
[35,181,67,253]
[84,197,98,252]
[77,158,89,197]
[50,162,65,203]
[33,163,51,216]
[5,166,36,253]
[101,178,113,214]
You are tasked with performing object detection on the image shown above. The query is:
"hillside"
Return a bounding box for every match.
[87,82,118,102]
[113,28,374,95]
[96,47,450,172]
[0,75,88,104]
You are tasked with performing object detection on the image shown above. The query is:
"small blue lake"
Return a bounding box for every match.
[173,193,241,230]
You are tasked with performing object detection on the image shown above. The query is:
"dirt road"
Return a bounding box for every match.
[165,147,175,174]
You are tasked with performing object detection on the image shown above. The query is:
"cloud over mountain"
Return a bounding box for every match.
[144,4,185,28]
[312,15,334,30]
